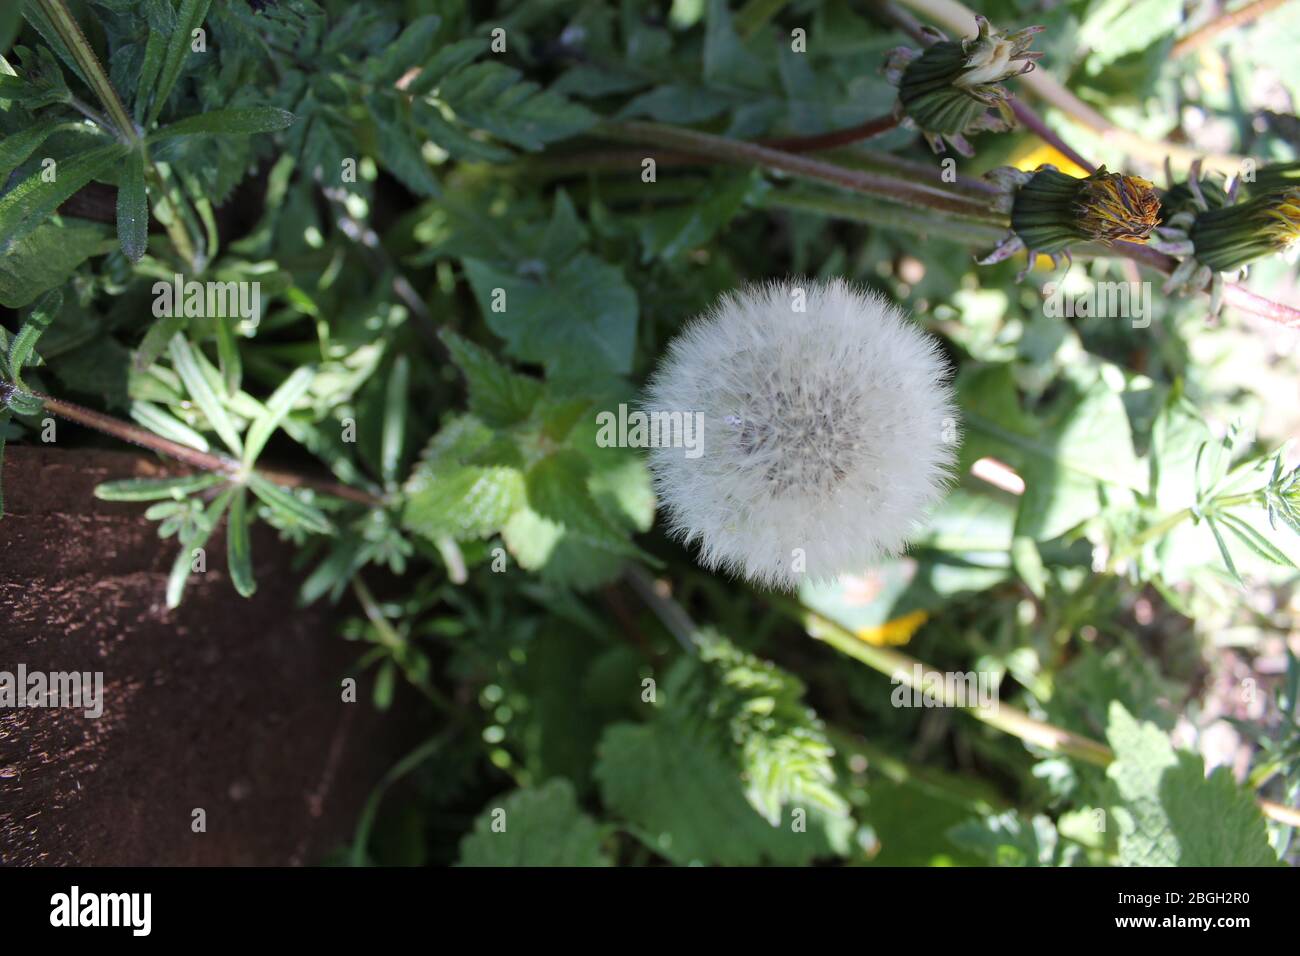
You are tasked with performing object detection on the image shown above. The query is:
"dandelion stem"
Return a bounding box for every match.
[595,120,1006,221]
[1171,0,1289,58]
[761,114,902,153]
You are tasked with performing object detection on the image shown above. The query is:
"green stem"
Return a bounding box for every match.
[595,120,1006,222]
[767,188,1008,244]
[32,0,138,143]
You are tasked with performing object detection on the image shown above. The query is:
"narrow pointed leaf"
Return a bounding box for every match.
[169,333,243,456]
[227,487,256,597]
[116,148,148,262]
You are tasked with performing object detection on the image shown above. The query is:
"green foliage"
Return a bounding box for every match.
[2,0,1297,869]
[457,779,611,867]
[1106,704,1280,866]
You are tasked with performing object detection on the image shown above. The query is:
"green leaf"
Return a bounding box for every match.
[1205,515,1243,585]
[146,0,213,126]
[403,462,525,543]
[1105,703,1280,866]
[438,61,597,151]
[462,254,638,378]
[960,365,1144,540]
[148,107,296,141]
[116,149,148,262]
[595,719,843,865]
[130,399,211,453]
[0,117,74,184]
[457,780,612,867]
[246,472,334,536]
[95,472,224,501]
[169,333,243,457]
[525,451,645,560]
[0,142,128,255]
[242,365,315,468]
[166,485,231,609]
[439,329,541,426]
[6,287,61,386]
[1216,511,1297,570]
[364,14,441,85]
[381,354,409,485]
[0,217,116,309]
[227,487,256,597]
[402,414,526,542]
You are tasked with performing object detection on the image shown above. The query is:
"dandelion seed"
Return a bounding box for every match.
[644,279,957,590]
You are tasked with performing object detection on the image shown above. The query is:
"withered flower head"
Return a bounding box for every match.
[1152,155,1300,313]
[885,16,1043,157]
[978,165,1161,278]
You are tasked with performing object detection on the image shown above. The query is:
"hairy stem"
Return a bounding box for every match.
[28,389,383,506]
[31,0,138,143]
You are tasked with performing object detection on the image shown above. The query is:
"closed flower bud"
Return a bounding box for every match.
[1153,157,1300,311]
[979,165,1160,278]
[885,16,1043,156]
[644,280,957,591]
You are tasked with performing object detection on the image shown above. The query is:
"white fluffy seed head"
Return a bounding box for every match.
[645,279,958,590]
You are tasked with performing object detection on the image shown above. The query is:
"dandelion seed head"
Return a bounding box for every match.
[645,279,958,590]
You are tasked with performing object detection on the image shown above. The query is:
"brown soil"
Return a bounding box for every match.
[0,446,418,865]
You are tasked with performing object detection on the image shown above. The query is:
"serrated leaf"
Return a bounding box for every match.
[1106,703,1279,866]
[403,463,525,543]
[525,451,644,559]
[438,61,596,151]
[439,329,541,426]
[595,720,842,865]
[462,254,637,378]
[364,14,441,85]
[457,779,611,867]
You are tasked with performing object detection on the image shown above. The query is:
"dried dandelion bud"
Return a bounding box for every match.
[1153,159,1300,311]
[644,280,957,591]
[885,16,1043,156]
[979,165,1160,277]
